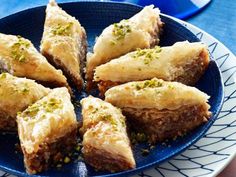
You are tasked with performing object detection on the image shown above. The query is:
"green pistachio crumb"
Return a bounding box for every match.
[110,40,116,45]
[168,85,175,89]
[56,164,62,168]
[64,156,71,163]
[75,145,81,152]
[0,73,7,79]
[150,145,155,150]
[112,20,132,41]
[11,36,30,63]
[141,148,150,156]
[52,22,73,36]
[132,46,162,65]
[135,79,163,90]
[136,133,147,142]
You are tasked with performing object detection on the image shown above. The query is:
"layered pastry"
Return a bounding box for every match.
[95,41,210,95]
[80,96,135,172]
[17,87,78,174]
[105,78,211,143]
[41,0,87,91]
[0,73,50,131]
[86,5,163,89]
[0,33,68,88]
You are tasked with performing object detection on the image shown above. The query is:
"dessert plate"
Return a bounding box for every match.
[0,2,228,177]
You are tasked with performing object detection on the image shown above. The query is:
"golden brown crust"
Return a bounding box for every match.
[79,28,87,79]
[97,80,121,97]
[122,104,211,143]
[173,48,209,85]
[97,48,209,95]
[22,125,77,174]
[86,21,163,92]
[42,51,83,91]
[42,28,87,91]
[83,144,135,172]
[0,111,16,131]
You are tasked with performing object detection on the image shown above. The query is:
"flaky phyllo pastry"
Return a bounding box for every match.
[86,5,163,88]
[17,87,78,174]
[95,41,210,95]
[41,0,87,90]
[0,73,50,131]
[105,78,211,143]
[80,96,135,172]
[0,33,68,88]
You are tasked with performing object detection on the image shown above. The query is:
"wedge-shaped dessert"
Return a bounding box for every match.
[0,33,68,88]
[17,87,78,174]
[0,73,50,131]
[80,96,135,172]
[41,0,87,90]
[105,78,211,143]
[86,5,163,88]
[95,41,210,95]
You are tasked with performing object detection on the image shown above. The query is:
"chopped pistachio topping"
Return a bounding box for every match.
[21,86,30,94]
[0,73,7,79]
[101,114,117,126]
[132,46,162,65]
[141,148,150,156]
[23,98,62,118]
[64,156,71,163]
[168,84,175,89]
[130,132,147,144]
[52,22,73,36]
[92,108,99,114]
[112,20,132,41]
[11,36,30,63]
[134,79,163,90]
[56,164,62,168]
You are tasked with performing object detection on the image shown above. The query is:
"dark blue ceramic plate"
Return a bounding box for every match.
[0,2,223,177]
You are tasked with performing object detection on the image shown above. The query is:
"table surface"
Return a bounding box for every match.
[0,0,235,177]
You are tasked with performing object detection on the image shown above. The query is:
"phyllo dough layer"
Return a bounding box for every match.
[17,87,78,174]
[41,0,87,91]
[0,73,50,131]
[0,33,68,88]
[95,41,210,95]
[80,96,135,172]
[86,5,163,88]
[105,78,211,143]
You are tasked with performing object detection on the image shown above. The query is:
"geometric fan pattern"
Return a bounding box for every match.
[1,18,236,177]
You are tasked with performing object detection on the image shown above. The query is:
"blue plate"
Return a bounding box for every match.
[0,1,223,177]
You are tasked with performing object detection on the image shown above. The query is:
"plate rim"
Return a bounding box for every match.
[171,15,236,177]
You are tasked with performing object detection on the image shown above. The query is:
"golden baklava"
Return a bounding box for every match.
[17,87,78,174]
[0,73,50,131]
[0,33,68,88]
[41,0,87,91]
[95,41,210,95]
[105,78,211,143]
[86,5,163,89]
[80,96,135,172]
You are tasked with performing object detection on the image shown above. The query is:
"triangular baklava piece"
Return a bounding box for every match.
[0,33,68,88]
[41,0,87,91]
[105,78,211,143]
[17,87,78,174]
[95,41,210,95]
[80,96,135,172]
[86,5,163,89]
[0,73,50,131]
